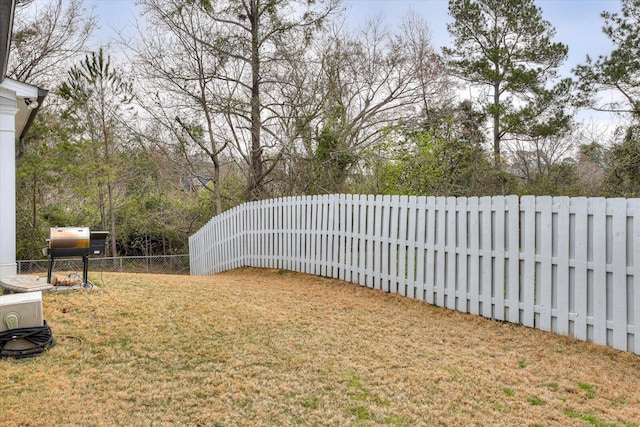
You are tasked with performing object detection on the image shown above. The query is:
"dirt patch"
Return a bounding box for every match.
[1,267,638,426]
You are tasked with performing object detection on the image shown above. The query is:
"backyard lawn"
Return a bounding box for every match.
[1,268,639,426]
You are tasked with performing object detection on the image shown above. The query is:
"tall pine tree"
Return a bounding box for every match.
[443,0,572,163]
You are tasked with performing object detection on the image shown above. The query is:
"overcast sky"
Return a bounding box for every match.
[85,0,622,129]
[86,0,621,73]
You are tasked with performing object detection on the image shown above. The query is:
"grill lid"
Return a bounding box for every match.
[48,227,90,257]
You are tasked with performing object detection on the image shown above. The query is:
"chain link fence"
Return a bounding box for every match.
[17,255,190,276]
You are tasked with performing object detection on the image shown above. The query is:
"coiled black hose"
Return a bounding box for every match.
[0,320,54,359]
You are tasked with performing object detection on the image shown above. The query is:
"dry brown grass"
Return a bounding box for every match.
[1,267,639,426]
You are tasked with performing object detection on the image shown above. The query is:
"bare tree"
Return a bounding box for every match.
[9,0,95,87]
[508,134,574,182]
[127,0,232,214]
[132,0,342,202]
[280,13,453,194]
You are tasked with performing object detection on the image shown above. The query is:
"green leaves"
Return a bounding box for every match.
[444,0,570,159]
[573,0,640,119]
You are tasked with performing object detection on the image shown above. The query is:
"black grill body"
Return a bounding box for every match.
[46,227,108,285]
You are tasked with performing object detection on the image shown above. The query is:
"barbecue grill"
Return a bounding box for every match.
[45,227,108,286]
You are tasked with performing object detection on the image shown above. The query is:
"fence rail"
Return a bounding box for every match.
[17,255,190,276]
[189,194,640,355]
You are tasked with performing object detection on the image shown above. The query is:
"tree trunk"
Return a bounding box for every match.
[248,1,263,201]
[107,178,117,260]
[493,81,501,165]
[28,173,37,261]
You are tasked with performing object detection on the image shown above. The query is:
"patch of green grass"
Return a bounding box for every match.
[444,365,462,379]
[348,406,373,421]
[528,396,544,406]
[578,382,596,397]
[563,409,615,426]
[518,359,528,369]
[386,414,410,426]
[612,398,627,407]
[344,370,386,421]
[503,387,515,397]
[301,396,318,409]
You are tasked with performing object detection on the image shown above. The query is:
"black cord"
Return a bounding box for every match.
[0,320,55,359]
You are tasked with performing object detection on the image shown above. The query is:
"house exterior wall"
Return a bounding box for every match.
[0,88,18,277]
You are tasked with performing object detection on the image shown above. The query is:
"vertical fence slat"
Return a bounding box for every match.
[521,196,536,328]
[611,198,628,351]
[555,197,570,336]
[467,197,480,315]
[366,195,376,288]
[506,195,520,323]
[493,196,505,321]
[539,196,553,332]
[446,197,457,310]
[456,197,468,313]
[374,195,386,291]
[319,196,328,276]
[330,195,340,278]
[591,198,608,346]
[406,196,417,299]
[284,197,292,271]
[398,196,409,297]
[480,196,493,318]
[425,196,436,305]
[572,197,589,341]
[389,195,399,294]
[357,195,364,285]
[632,199,640,354]
[346,194,355,283]
[356,195,367,287]
[435,197,447,307]
[338,195,347,281]
[415,196,427,302]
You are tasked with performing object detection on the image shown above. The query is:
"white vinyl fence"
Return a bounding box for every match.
[189,194,640,355]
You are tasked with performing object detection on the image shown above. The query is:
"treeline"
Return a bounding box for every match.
[9,0,640,259]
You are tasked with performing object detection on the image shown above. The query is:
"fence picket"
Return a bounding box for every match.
[611,198,628,350]
[480,196,493,318]
[631,199,640,354]
[397,196,409,297]
[467,197,480,315]
[366,195,376,288]
[435,197,446,307]
[506,195,520,323]
[539,196,553,332]
[384,195,391,292]
[356,195,367,286]
[521,196,536,328]
[415,196,427,302]
[425,197,436,305]
[572,198,589,341]
[406,196,417,299]
[493,196,505,321]
[444,197,456,310]
[591,198,608,346]
[456,197,468,313]
[555,197,570,335]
